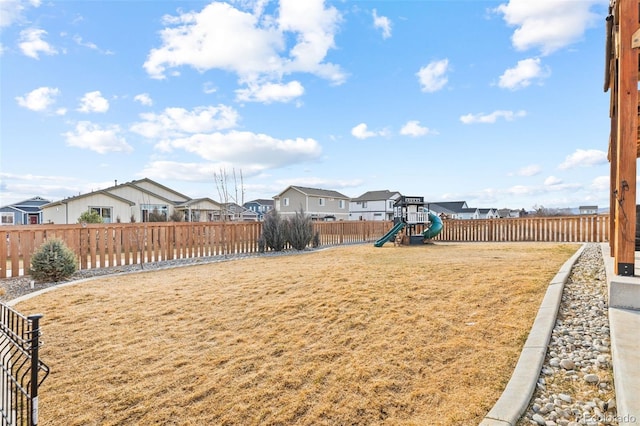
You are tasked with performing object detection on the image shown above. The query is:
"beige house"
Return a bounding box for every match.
[41,178,222,224]
[273,186,350,221]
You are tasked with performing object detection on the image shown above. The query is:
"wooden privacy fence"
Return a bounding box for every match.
[436,215,609,243]
[1,216,608,279]
[1,221,391,278]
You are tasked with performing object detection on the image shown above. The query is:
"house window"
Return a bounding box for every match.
[388,201,393,209]
[362,201,367,208]
[339,200,345,209]
[141,204,168,222]
[90,207,112,223]
[1,212,15,225]
[283,198,289,207]
[319,198,325,206]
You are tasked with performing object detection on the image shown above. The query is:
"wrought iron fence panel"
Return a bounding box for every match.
[1,303,49,426]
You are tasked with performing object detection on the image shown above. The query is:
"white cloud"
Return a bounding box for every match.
[130,105,239,139]
[351,123,385,139]
[498,57,550,90]
[139,160,265,183]
[416,59,449,93]
[1,0,41,29]
[15,86,60,111]
[19,28,58,59]
[78,91,109,113]
[63,121,133,154]
[372,9,391,39]
[71,34,113,55]
[155,130,322,170]
[544,175,562,185]
[400,120,430,137]
[134,93,153,106]
[558,149,608,170]
[275,177,364,192]
[495,0,602,55]
[235,80,304,103]
[511,164,541,176]
[203,82,217,94]
[143,0,345,92]
[591,175,609,191]
[460,110,526,124]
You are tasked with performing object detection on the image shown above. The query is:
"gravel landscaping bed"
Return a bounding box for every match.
[519,243,618,426]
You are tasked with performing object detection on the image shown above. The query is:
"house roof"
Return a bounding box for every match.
[176,198,221,208]
[0,196,51,210]
[275,185,350,199]
[429,201,467,212]
[426,201,469,215]
[42,190,136,208]
[579,205,598,209]
[245,199,274,206]
[41,178,198,208]
[351,190,401,202]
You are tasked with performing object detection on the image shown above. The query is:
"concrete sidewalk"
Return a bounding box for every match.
[601,244,640,426]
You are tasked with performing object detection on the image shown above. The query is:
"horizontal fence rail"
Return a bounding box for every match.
[1,216,608,279]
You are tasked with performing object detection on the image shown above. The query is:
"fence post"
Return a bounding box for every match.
[28,314,43,426]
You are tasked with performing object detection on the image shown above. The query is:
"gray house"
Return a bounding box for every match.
[273,186,350,221]
[0,196,50,225]
[349,190,401,221]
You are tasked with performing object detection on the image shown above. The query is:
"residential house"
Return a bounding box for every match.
[426,201,469,219]
[458,207,480,220]
[478,208,499,219]
[579,205,598,215]
[273,186,350,221]
[244,199,274,220]
[349,190,401,221]
[222,203,259,221]
[0,196,51,225]
[41,178,222,224]
[498,208,526,218]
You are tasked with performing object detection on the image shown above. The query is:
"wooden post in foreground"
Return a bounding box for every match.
[613,0,638,275]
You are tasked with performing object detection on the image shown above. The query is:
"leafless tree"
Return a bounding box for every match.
[214,168,246,221]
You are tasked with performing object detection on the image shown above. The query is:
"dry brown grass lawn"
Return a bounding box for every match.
[14,242,579,426]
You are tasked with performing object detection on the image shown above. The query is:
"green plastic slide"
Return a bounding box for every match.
[422,212,444,239]
[374,222,406,247]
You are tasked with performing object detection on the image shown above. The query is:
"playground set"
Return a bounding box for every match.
[374,196,443,247]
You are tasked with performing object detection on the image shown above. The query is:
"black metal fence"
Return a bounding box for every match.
[1,303,49,426]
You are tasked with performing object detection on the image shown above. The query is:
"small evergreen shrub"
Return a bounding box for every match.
[257,234,266,253]
[78,210,104,224]
[262,209,287,251]
[29,238,78,282]
[287,208,313,250]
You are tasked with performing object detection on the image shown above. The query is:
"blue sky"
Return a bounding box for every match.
[0,0,612,210]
